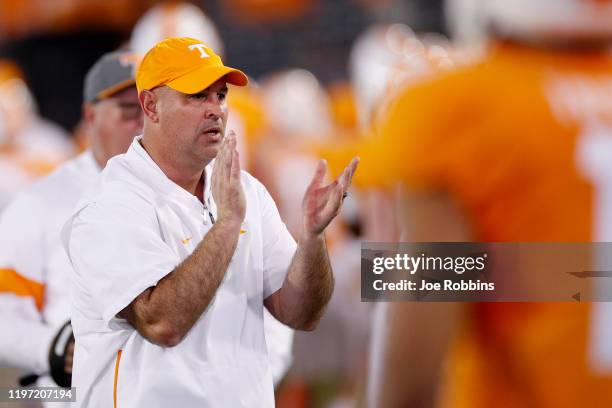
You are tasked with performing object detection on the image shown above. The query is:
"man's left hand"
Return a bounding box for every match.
[301,157,359,237]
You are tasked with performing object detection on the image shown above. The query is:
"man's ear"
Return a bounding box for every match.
[140,90,159,123]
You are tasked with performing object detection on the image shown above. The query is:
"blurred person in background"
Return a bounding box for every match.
[221,0,312,25]
[0,51,142,404]
[323,23,463,244]
[129,1,224,58]
[363,0,612,406]
[129,1,295,386]
[0,0,160,132]
[0,59,73,211]
[347,23,426,246]
[256,68,335,239]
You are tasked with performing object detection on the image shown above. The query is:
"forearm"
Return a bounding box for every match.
[122,219,241,345]
[368,303,461,407]
[272,233,334,331]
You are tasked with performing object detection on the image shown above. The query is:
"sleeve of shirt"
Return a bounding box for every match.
[0,305,59,374]
[259,185,297,299]
[370,84,446,190]
[66,194,181,324]
[0,192,58,373]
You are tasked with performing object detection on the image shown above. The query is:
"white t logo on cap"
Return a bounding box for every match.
[188,44,210,59]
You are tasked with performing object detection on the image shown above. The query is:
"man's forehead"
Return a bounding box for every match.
[206,78,229,91]
[152,78,228,98]
[185,78,229,95]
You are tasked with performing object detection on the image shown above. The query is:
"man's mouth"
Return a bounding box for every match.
[203,126,221,135]
[201,126,222,140]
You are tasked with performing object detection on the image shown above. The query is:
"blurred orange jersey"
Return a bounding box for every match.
[366,42,612,407]
[227,85,268,170]
[222,0,311,24]
[0,0,159,39]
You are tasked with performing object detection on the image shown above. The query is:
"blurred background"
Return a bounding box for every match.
[0,0,445,134]
[1,0,612,407]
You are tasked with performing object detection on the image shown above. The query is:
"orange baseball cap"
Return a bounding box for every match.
[135,37,248,94]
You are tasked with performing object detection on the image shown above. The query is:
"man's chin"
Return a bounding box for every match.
[193,134,223,163]
[200,145,220,162]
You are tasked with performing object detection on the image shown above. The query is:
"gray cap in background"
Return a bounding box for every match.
[83,51,137,103]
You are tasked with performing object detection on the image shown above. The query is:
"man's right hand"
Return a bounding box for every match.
[211,130,246,228]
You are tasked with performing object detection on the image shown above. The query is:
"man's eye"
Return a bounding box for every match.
[218,93,227,101]
[190,93,206,99]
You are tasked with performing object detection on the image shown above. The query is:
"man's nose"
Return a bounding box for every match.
[204,100,223,120]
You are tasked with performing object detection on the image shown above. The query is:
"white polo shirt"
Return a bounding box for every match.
[63,137,296,408]
[0,152,98,408]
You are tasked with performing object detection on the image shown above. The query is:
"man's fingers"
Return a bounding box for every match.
[227,130,237,147]
[338,166,351,191]
[316,182,342,211]
[321,184,344,221]
[228,132,241,183]
[308,181,337,214]
[307,159,327,194]
[230,149,241,181]
[347,157,360,189]
[338,157,360,191]
[213,131,230,179]
[333,183,344,207]
[223,131,236,180]
[317,180,338,197]
[215,131,237,184]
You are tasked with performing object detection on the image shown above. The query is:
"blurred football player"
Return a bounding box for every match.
[0,51,142,405]
[0,60,73,211]
[365,0,612,407]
